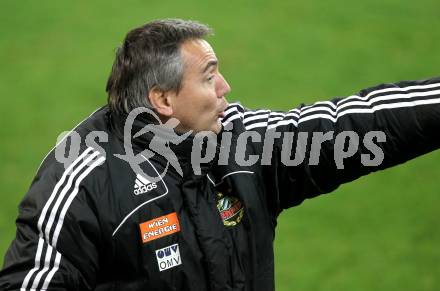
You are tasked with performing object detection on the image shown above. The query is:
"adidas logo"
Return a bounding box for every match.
[134,174,157,195]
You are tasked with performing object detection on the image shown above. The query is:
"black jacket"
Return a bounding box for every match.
[1,78,440,291]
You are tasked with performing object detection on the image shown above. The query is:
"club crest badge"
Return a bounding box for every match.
[216,192,244,227]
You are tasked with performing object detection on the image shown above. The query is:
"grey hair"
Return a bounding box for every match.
[106,19,213,115]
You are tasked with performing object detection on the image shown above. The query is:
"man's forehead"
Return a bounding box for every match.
[180,39,218,71]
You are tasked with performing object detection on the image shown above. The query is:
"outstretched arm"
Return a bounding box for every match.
[222,77,440,214]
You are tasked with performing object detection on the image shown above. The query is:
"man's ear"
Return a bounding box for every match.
[148,87,174,117]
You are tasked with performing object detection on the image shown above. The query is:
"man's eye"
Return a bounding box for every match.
[207,75,215,82]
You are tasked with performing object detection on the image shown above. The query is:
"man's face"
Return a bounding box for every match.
[170,39,231,134]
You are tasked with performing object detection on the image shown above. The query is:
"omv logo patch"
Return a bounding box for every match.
[155,243,182,271]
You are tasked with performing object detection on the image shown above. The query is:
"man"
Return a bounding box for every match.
[0,18,439,291]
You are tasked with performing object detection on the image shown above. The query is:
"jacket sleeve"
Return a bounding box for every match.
[0,148,105,291]
[222,77,440,215]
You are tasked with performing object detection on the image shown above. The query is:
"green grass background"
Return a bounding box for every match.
[1,1,439,290]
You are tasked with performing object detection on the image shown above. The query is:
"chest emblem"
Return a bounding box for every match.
[216,192,244,227]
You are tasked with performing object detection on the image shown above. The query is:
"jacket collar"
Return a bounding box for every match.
[108,108,222,179]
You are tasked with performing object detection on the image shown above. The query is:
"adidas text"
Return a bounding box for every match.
[134,182,157,195]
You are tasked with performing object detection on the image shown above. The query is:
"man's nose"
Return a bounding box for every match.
[216,73,231,97]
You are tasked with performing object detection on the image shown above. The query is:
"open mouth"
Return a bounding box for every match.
[217,103,228,119]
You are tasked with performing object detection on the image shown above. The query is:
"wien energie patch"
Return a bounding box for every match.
[139,212,180,243]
